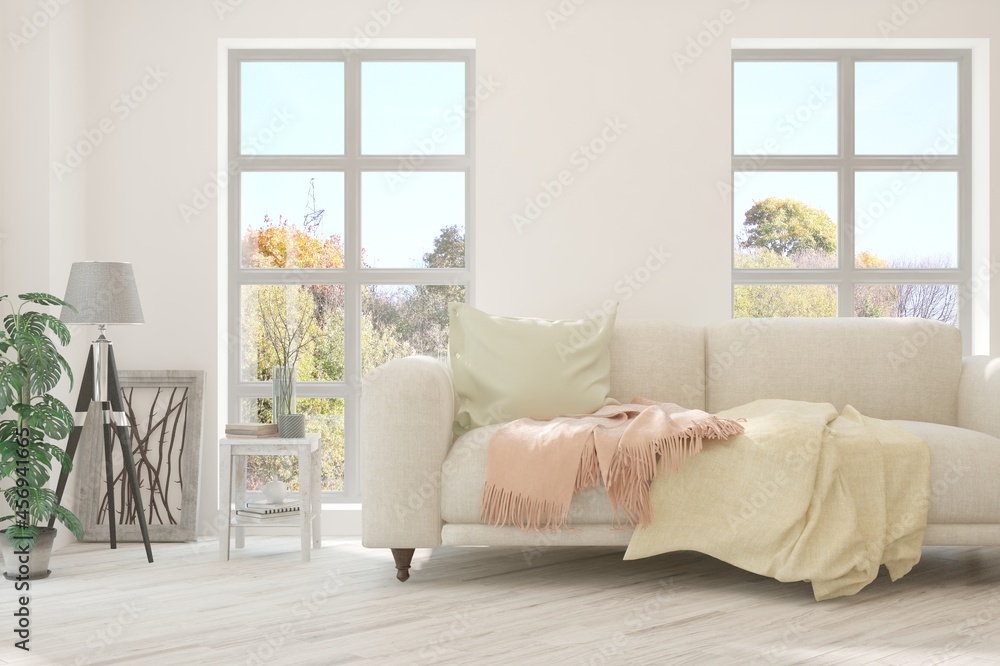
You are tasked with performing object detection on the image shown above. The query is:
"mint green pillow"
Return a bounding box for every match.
[448,303,618,434]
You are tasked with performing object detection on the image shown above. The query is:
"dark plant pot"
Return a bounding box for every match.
[0,527,56,581]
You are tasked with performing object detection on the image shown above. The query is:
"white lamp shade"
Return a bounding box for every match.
[61,261,144,325]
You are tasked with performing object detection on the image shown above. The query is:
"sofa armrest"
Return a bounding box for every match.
[957,356,1000,439]
[361,355,454,549]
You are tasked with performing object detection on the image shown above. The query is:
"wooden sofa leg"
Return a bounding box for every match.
[391,548,415,582]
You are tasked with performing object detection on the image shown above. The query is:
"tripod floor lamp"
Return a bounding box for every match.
[51,261,153,563]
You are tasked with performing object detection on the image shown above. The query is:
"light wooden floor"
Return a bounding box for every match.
[1,538,999,665]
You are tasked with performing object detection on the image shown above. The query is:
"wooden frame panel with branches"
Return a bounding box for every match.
[76,370,206,542]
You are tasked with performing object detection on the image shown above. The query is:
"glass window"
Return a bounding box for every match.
[231,51,473,502]
[240,172,345,268]
[854,171,958,269]
[732,50,968,332]
[361,62,466,155]
[733,171,838,269]
[361,172,466,268]
[733,61,838,155]
[855,61,958,156]
[240,61,345,155]
[734,284,837,318]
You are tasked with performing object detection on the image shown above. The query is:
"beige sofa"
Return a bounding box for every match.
[361,318,1000,581]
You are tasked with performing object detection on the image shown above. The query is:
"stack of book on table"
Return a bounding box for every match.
[225,423,278,438]
[235,499,301,521]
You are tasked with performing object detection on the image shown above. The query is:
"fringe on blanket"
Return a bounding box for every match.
[607,416,745,527]
[481,412,744,531]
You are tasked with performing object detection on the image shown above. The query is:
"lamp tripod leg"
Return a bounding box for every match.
[114,424,153,563]
[102,415,118,550]
[106,346,153,564]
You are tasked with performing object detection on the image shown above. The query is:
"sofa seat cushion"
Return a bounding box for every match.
[441,421,1000,527]
[894,421,1000,524]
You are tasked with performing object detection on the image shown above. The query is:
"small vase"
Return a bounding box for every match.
[272,366,296,421]
[261,480,287,504]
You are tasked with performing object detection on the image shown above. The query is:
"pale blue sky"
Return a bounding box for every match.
[240,61,467,268]
[734,60,959,266]
[241,62,345,155]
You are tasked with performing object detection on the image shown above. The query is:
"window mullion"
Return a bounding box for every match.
[839,53,855,318]
[343,56,363,499]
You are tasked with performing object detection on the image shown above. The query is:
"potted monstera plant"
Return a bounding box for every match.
[0,293,83,580]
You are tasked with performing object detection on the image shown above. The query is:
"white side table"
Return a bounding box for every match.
[219,433,322,562]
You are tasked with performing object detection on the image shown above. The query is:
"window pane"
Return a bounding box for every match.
[240,284,345,382]
[361,172,465,268]
[733,171,838,269]
[733,61,837,155]
[855,284,957,325]
[855,62,958,156]
[362,284,464,372]
[361,61,466,155]
[239,398,345,492]
[241,172,344,269]
[854,171,957,269]
[734,284,837,318]
[240,62,344,155]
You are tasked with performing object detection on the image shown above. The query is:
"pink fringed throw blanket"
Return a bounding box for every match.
[481,399,744,530]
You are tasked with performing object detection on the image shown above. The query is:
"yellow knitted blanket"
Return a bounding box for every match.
[625,399,930,600]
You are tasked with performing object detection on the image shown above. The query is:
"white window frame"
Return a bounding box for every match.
[227,47,475,502]
[731,48,972,349]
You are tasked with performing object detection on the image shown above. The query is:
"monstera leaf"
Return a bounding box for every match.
[15,395,74,440]
[14,332,61,396]
[0,361,27,413]
[0,292,81,538]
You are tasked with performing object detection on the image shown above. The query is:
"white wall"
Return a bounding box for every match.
[2,0,998,538]
[1,0,88,550]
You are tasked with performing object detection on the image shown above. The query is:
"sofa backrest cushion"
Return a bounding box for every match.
[704,317,962,424]
[449,302,617,433]
[609,321,706,410]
